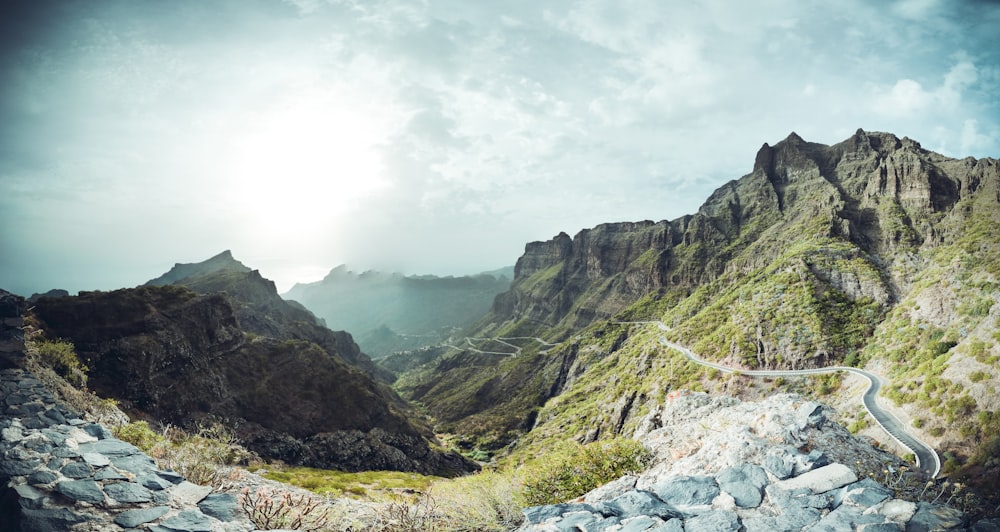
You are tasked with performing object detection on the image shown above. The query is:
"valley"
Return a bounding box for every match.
[2,129,999,529]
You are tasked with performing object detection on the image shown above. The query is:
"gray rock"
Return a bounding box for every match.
[157,469,186,484]
[770,463,857,495]
[104,481,154,503]
[54,479,105,504]
[584,474,638,502]
[717,464,768,488]
[21,433,53,453]
[109,453,158,475]
[60,460,94,479]
[842,479,892,508]
[84,422,113,439]
[765,485,832,511]
[859,523,903,531]
[94,467,129,481]
[556,510,608,530]
[720,480,763,508]
[27,469,58,485]
[764,446,797,479]
[743,507,823,532]
[82,451,112,467]
[604,490,680,520]
[41,428,70,445]
[716,465,768,509]
[906,502,965,531]
[1,426,23,441]
[810,504,869,531]
[51,446,81,458]
[172,481,213,506]
[197,492,241,522]
[1,450,41,475]
[617,515,662,532]
[14,484,48,509]
[684,510,741,531]
[651,519,684,532]
[140,473,175,491]
[157,509,215,532]
[114,506,171,528]
[649,475,720,511]
[20,507,91,531]
[523,502,603,525]
[77,439,142,457]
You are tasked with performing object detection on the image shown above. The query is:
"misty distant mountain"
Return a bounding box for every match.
[283,265,514,357]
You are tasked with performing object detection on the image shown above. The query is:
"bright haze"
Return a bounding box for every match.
[2,0,998,297]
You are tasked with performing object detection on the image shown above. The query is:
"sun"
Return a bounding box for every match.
[221,91,389,240]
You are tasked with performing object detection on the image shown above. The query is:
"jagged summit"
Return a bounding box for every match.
[144,249,250,287]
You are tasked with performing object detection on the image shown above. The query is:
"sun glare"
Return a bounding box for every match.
[222,92,389,239]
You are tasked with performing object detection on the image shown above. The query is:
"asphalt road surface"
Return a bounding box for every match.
[653,330,940,478]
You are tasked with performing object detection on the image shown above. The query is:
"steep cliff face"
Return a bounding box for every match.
[486,221,682,338]
[28,257,476,476]
[397,130,1000,462]
[480,130,999,350]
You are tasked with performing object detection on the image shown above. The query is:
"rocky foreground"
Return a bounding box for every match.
[0,368,255,531]
[520,393,999,531]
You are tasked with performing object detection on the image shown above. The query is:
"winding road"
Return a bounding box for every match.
[643,322,940,478]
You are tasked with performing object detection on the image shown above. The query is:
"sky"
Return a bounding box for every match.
[1,0,999,296]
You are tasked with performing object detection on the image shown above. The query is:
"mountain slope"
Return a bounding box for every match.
[29,253,475,476]
[283,266,513,358]
[394,130,1000,480]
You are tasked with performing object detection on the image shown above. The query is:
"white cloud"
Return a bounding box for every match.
[1,0,999,295]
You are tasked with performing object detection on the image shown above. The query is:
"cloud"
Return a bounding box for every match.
[1,0,999,295]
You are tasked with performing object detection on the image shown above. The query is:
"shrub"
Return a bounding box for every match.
[113,421,165,452]
[33,339,88,387]
[427,469,524,531]
[148,423,258,487]
[240,486,329,531]
[521,438,651,505]
[969,371,989,383]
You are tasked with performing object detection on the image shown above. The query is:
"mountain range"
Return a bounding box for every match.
[283,265,513,357]
[389,130,999,502]
[26,251,474,476]
[7,128,999,515]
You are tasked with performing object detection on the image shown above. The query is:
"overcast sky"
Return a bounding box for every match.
[2,0,998,296]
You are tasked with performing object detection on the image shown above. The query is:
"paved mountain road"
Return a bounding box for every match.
[651,328,940,478]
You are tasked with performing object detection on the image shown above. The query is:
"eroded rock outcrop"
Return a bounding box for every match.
[0,369,252,531]
[24,256,476,476]
[519,393,993,531]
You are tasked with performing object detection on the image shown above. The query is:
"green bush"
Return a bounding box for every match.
[969,371,989,383]
[521,438,651,505]
[113,421,165,452]
[34,339,88,387]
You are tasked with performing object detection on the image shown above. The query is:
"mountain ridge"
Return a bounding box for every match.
[284,265,513,358]
[27,253,476,476]
[393,129,1000,505]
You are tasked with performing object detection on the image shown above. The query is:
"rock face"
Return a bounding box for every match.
[489,222,681,335]
[0,290,29,369]
[519,393,981,531]
[396,130,1000,455]
[27,254,476,476]
[284,265,513,358]
[480,129,1000,344]
[0,368,254,532]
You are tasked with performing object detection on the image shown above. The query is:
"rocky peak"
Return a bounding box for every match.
[144,250,250,287]
[478,130,999,341]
